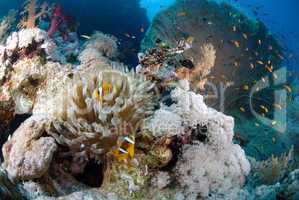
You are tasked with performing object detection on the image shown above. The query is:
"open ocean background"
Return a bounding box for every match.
[0,0,298,70]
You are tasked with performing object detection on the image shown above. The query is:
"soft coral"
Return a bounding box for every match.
[18,0,48,29]
[47,4,70,41]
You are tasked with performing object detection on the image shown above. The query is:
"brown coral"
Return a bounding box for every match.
[254,147,295,185]
[176,43,216,90]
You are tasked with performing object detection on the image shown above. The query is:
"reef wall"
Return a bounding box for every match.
[141,0,296,160]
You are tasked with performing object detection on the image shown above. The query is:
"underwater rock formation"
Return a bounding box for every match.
[78,31,118,70]
[2,116,57,181]
[142,0,284,112]
[146,81,250,197]
[0,27,251,198]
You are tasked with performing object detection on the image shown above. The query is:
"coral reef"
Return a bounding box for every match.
[47,4,71,40]
[146,81,250,198]
[46,68,156,166]
[0,10,17,43]
[251,147,296,185]
[142,0,284,112]
[2,1,296,199]
[176,43,216,90]
[2,116,57,181]
[18,0,48,29]
[78,31,118,70]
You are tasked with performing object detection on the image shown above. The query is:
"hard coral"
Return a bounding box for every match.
[146,80,250,197]
[78,31,118,70]
[2,116,57,181]
[84,31,118,59]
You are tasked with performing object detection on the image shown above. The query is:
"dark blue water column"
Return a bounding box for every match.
[50,0,150,67]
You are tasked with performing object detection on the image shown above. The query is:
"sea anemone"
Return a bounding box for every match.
[46,68,156,164]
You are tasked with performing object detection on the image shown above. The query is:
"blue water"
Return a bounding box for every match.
[1,0,298,70]
[140,0,299,71]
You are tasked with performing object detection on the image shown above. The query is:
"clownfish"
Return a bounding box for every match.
[111,136,135,161]
[94,81,113,103]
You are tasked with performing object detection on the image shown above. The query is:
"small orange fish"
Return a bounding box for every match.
[265,66,273,72]
[260,105,269,113]
[186,36,194,44]
[94,81,113,103]
[231,40,240,48]
[111,136,135,161]
[243,85,249,91]
[240,107,246,112]
[257,60,264,65]
[273,103,283,110]
[177,12,187,17]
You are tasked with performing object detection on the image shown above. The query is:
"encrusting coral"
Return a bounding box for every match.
[2,116,57,181]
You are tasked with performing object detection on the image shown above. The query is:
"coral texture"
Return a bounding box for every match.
[148,80,250,197]
[0,4,258,199]
[78,31,118,70]
[18,0,48,29]
[176,43,216,90]
[2,116,57,181]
